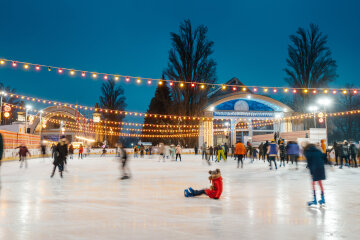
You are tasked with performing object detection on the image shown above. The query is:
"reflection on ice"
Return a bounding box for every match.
[0,155,358,239]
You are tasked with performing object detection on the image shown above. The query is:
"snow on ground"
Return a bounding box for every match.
[0,154,359,240]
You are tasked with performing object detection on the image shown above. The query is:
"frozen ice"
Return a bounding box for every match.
[0,155,359,240]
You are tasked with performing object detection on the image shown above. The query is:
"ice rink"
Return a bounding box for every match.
[0,154,359,240]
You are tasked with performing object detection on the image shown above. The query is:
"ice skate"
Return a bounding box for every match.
[188,187,195,196]
[120,175,130,180]
[184,189,191,197]
[307,195,317,207]
[318,194,326,207]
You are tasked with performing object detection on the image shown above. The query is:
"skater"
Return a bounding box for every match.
[224,143,229,159]
[133,145,139,158]
[170,145,176,160]
[263,140,269,162]
[201,142,207,160]
[119,143,131,180]
[78,144,83,159]
[340,141,350,169]
[217,144,226,162]
[205,146,211,165]
[304,143,326,207]
[235,140,246,168]
[349,141,358,167]
[231,145,235,159]
[51,143,56,159]
[68,144,74,159]
[287,141,299,169]
[259,142,264,160]
[175,144,182,162]
[140,144,144,158]
[252,147,258,162]
[194,145,198,155]
[51,136,68,178]
[86,146,91,157]
[267,140,278,170]
[279,140,286,167]
[209,146,214,161]
[41,142,46,158]
[101,146,107,157]
[184,169,223,199]
[158,143,165,162]
[18,144,31,168]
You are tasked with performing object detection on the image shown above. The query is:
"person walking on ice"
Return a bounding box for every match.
[235,140,246,168]
[184,169,223,199]
[175,144,182,162]
[118,143,131,180]
[18,144,31,168]
[304,143,326,207]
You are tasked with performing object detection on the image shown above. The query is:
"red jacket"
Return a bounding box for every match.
[205,175,223,199]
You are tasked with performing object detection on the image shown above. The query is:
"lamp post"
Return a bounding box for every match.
[25,105,32,134]
[317,97,332,147]
[39,110,43,140]
[308,105,319,128]
[0,91,7,125]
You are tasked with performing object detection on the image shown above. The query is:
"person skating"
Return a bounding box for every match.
[209,146,214,161]
[133,145,139,158]
[287,141,300,169]
[78,144,83,159]
[68,144,74,159]
[118,143,130,180]
[51,136,68,178]
[18,144,31,168]
[267,140,278,170]
[140,144,144,158]
[41,142,46,159]
[235,140,246,168]
[259,142,264,161]
[349,141,358,167]
[263,140,269,163]
[304,143,326,207]
[340,141,350,169]
[279,140,286,167]
[175,144,182,162]
[217,144,226,162]
[224,143,229,159]
[184,169,223,199]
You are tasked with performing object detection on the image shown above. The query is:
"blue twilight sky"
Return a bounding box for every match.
[0,0,359,116]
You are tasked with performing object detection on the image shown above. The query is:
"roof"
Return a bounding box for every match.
[208,77,252,99]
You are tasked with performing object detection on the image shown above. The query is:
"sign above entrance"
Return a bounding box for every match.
[213,111,277,118]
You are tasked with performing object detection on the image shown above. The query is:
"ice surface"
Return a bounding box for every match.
[0,155,359,240]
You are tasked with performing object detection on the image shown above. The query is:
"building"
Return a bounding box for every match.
[198,78,301,147]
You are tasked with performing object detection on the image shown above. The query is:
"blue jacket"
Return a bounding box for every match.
[304,145,326,181]
[287,143,299,155]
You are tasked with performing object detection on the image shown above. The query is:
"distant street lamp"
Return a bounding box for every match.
[317,97,332,147]
[25,105,32,134]
[308,105,319,128]
[0,91,7,125]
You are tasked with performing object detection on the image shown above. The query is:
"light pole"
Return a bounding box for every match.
[25,105,32,134]
[0,91,7,125]
[308,105,319,128]
[39,110,43,140]
[317,97,332,147]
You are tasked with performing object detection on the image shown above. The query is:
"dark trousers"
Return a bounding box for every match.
[341,156,349,167]
[269,156,277,169]
[280,156,285,166]
[237,154,244,168]
[289,154,298,167]
[79,153,83,159]
[350,154,357,167]
[335,153,340,165]
[192,189,206,196]
[176,153,181,161]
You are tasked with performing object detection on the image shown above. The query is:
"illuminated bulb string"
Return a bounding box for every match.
[0,58,359,93]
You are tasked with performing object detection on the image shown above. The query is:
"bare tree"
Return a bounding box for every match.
[164,19,217,116]
[99,79,127,146]
[284,23,337,114]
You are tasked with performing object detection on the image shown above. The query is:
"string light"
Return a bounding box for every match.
[70,70,75,75]
[115,76,119,81]
[0,58,357,94]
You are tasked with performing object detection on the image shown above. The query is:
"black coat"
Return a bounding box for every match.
[304,145,326,181]
[53,142,68,165]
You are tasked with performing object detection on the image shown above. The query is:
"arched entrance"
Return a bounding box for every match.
[199,92,294,147]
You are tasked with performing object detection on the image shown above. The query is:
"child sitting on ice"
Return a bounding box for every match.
[184,169,223,199]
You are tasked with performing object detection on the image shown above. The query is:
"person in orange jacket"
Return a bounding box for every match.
[184,169,223,199]
[235,140,247,168]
